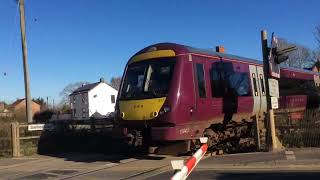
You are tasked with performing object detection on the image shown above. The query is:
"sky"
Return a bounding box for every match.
[0,0,319,103]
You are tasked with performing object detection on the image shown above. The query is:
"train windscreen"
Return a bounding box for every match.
[120,58,175,100]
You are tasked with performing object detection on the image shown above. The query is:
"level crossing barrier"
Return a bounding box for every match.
[171,137,208,180]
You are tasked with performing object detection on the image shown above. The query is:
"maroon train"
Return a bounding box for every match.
[115,43,320,150]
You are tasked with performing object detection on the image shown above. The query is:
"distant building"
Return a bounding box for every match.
[304,66,319,72]
[69,78,118,120]
[304,60,320,72]
[8,99,41,118]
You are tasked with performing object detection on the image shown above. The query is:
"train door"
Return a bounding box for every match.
[249,65,266,114]
[192,56,211,122]
[256,66,267,113]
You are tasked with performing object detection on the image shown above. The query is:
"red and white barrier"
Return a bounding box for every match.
[171,137,208,180]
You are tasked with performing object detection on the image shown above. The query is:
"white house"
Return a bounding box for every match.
[69,78,118,120]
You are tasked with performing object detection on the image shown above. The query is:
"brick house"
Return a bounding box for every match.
[8,99,41,118]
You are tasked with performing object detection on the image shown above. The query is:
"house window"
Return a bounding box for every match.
[73,96,76,103]
[196,63,206,98]
[82,95,85,103]
[111,95,116,104]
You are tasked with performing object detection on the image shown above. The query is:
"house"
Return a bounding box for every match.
[69,78,118,120]
[304,66,319,72]
[8,99,41,118]
[0,102,13,118]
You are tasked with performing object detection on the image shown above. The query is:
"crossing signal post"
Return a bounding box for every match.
[261,30,294,151]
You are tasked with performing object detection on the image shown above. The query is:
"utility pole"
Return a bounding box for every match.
[46,96,49,109]
[19,0,33,123]
[261,30,277,151]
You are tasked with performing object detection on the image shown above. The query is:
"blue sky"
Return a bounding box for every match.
[0,0,319,103]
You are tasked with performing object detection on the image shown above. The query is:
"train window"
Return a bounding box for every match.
[196,63,206,98]
[211,62,250,97]
[210,62,224,97]
[259,74,265,95]
[120,58,175,100]
[252,73,258,96]
[228,72,250,96]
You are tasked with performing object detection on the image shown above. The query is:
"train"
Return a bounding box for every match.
[115,42,320,152]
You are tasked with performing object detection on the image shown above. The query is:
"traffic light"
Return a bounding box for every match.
[272,46,296,64]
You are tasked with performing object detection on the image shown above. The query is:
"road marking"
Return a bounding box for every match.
[285,151,296,160]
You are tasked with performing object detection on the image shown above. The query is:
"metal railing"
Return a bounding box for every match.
[275,109,320,148]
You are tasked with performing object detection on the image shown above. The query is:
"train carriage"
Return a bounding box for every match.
[115,42,320,150]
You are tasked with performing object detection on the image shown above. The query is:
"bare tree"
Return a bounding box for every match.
[277,38,312,68]
[315,25,320,48]
[110,76,122,90]
[311,50,320,61]
[312,50,320,69]
[59,81,89,105]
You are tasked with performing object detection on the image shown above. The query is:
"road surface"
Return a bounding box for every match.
[1,149,320,179]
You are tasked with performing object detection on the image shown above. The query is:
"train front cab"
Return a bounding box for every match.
[117,49,185,145]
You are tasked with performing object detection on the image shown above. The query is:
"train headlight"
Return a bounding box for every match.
[120,112,125,118]
[152,111,158,117]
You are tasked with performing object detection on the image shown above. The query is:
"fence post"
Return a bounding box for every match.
[11,122,21,157]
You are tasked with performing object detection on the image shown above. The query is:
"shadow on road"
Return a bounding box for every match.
[36,130,165,163]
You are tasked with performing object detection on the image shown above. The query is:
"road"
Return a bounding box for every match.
[0,153,181,180]
[151,149,320,179]
[1,149,320,179]
[150,170,320,180]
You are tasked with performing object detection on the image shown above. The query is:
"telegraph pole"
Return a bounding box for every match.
[19,0,33,123]
[261,30,277,151]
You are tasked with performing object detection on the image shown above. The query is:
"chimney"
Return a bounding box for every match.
[216,46,225,53]
[100,77,105,83]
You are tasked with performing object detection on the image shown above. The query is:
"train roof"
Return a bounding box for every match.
[132,42,319,79]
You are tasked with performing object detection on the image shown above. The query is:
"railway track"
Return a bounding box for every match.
[0,153,180,180]
[56,158,139,180]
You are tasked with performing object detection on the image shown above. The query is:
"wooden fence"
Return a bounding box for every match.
[3,119,114,157]
[0,123,12,157]
[11,123,43,157]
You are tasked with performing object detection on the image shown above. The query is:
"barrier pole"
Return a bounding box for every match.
[171,137,208,180]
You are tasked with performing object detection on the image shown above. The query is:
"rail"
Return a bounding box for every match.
[171,137,208,180]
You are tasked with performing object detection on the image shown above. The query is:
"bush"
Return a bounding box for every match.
[33,110,54,123]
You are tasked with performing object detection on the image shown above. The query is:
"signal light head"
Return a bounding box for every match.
[275,54,289,64]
